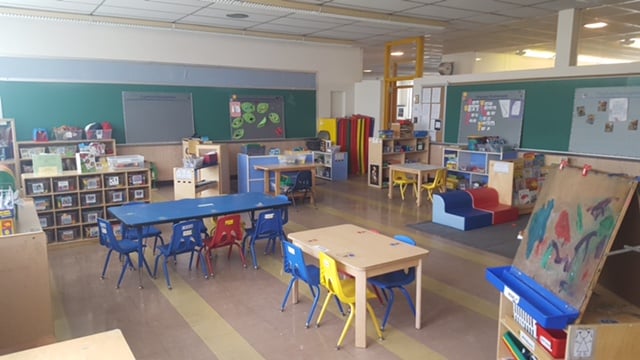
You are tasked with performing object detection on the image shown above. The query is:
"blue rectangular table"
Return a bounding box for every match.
[108,192,290,288]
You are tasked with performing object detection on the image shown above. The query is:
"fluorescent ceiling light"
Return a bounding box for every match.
[390,51,404,56]
[519,49,555,59]
[584,22,607,29]
[363,69,372,73]
[215,0,445,30]
[621,38,640,48]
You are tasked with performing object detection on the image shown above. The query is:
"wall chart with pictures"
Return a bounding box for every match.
[229,95,285,140]
[569,86,640,158]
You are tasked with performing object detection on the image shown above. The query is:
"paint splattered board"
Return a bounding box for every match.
[512,166,637,311]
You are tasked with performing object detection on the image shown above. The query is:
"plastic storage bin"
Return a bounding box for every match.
[53,127,83,140]
[85,129,112,139]
[536,323,567,358]
[108,155,144,169]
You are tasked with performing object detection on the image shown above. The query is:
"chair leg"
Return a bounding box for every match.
[163,258,172,289]
[197,251,209,279]
[315,292,334,327]
[101,249,114,279]
[250,239,259,269]
[366,302,384,340]
[116,255,134,289]
[399,183,406,200]
[235,243,248,268]
[336,304,355,349]
[381,288,396,330]
[153,235,165,255]
[398,287,416,315]
[306,284,321,328]
[281,277,296,312]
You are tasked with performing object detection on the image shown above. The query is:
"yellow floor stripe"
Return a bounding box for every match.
[150,271,265,360]
[258,252,447,360]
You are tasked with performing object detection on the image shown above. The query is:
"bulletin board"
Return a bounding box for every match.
[569,86,640,158]
[229,96,285,140]
[512,166,637,310]
[457,90,525,147]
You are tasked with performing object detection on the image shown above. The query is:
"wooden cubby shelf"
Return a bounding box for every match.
[21,167,151,244]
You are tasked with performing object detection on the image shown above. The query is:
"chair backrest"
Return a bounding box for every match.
[253,209,284,238]
[97,218,125,252]
[282,241,313,283]
[291,170,312,191]
[168,219,205,254]
[434,168,447,187]
[318,252,351,303]
[210,214,243,247]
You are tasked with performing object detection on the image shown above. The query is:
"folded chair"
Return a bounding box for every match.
[202,214,246,276]
[153,219,209,289]
[98,218,152,289]
[316,252,383,349]
[368,235,417,330]
[280,241,344,328]
[392,171,417,200]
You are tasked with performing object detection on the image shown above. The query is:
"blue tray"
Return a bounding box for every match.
[486,266,580,329]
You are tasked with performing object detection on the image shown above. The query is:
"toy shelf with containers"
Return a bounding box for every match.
[442,146,516,190]
[21,167,151,244]
[313,150,348,181]
[174,140,229,200]
[368,136,430,188]
[17,139,116,179]
[487,166,640,360]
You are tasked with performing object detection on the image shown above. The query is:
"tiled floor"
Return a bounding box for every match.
[47,176,511,359]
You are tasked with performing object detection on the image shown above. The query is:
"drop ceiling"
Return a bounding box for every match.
[0,0,639,78]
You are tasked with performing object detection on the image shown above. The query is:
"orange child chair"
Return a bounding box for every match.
[201,214,247,277]
[316,252,384,349]
[392,171,418,200]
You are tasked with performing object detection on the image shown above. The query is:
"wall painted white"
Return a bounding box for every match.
[354,80,383,134]
[0,16,363,120]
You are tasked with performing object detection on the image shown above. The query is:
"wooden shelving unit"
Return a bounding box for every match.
[17,138,116,179]
[368,137,429,188]
[174,142,228,199]
[443,147,516,190]
[21,167,151,244]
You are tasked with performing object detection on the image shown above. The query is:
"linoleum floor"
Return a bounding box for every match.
[47,176,511,359]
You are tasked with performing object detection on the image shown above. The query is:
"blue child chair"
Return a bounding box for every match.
[98,218,152,289]
[120,202,164,254]
[281,241,344,327]
[153,219,209,289]
[242,208,287,269]
[367,235,417,330]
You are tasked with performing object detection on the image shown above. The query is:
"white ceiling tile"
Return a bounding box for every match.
[329,0,419,13]
[435,0,520,12]
[399,4,478,19]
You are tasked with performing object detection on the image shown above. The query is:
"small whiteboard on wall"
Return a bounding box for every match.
[569,86,640,158]
[123,92,195,144]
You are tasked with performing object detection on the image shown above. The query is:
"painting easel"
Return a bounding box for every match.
[487,165,640,360]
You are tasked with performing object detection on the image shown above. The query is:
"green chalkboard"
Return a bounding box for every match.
[0,81,316,143]
[445,76,640,152]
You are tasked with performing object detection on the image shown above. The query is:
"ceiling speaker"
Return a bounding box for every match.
[437,62,454,75]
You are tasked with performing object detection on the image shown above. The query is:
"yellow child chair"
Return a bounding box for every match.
[392,171,417,200]
[421,168,447,201]
[316,252,384,349]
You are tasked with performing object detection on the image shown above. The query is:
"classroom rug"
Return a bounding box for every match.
[406,215,530,259]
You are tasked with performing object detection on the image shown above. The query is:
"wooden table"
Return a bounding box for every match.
[0,329,135,359]
[388,163,443,206]
[254,163,317,196]
[288,224,429,348]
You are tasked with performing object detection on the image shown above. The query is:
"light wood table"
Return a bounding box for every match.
[0,329,135,359]
[253,163,317,196]
[288,224,429,348]
[388,163,443,206]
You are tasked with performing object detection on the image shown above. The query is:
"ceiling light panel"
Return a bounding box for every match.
[330,0,419,13]
[0,0,97,13]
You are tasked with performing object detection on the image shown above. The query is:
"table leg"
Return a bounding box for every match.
[354,269,368,348]
[263,170,270,194]
[274,171,281,196]
[416,171,423,206]
[388,169,394,200]
[415,259,423,329]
